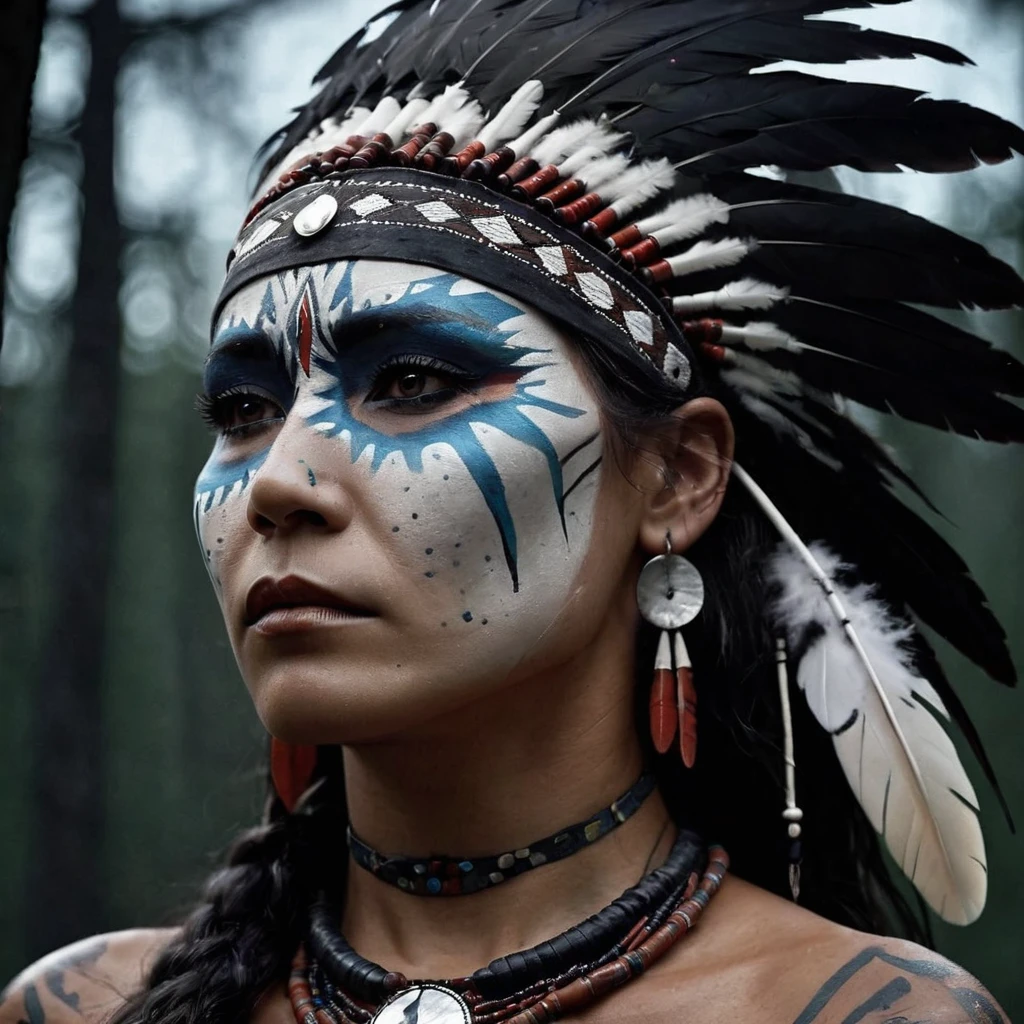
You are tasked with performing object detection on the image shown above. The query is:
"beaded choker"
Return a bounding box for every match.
[290,832,727,1024]
[347,772,657,897]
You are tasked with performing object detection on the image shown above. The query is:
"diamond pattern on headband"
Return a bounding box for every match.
[624,310,655,347]
[471,215,523,246]
[575,272,615,311]
[416,200,461,223]
[536,245,569,277]
[226,176,692,390]
[349,193,393,216]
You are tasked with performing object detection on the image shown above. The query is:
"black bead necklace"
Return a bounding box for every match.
[290,831,729,1024]
[346,772,657,897]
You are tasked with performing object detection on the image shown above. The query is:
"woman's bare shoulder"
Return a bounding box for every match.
[633,877,1009,1024]
[0,928,177,1024]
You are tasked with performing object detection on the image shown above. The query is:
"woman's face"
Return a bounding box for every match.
[195,259,639,742]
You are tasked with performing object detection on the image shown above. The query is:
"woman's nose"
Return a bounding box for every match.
[245,423,351,538]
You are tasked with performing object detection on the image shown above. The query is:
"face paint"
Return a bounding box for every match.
[194,259,606,738]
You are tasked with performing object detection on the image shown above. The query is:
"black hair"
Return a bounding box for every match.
[108,311,926,1024]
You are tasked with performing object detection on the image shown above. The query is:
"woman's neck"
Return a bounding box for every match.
[339,612,675,979]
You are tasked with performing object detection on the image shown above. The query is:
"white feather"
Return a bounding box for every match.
[720,322,805,353]
[416,84,471,137]
[441,100,486,147]
[719,350,803,393]
[357,96,403,136]
[605,159,676,214]
[742,492,986,926]
[477,80,545,150]
[324,107,371,147]
[672,278,789,315]
[383,97,431,141]
[532,119,606,167]
[505,112,560,160]
[636,194,730,239]
[557,144,604,177]
[578,152,630,190]
[665,237,755,277]
[257,106,370,194]
[555,134,626,179]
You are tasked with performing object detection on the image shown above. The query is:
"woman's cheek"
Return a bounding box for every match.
[366,409,603,644]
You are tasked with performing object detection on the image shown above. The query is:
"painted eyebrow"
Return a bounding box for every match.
[330,305,517,350]
[206,327,278,366]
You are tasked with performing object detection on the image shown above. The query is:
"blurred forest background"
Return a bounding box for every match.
[0,0,1022,1013]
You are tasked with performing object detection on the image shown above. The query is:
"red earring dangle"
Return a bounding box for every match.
[637,534,705,768]
[270,737,319,813]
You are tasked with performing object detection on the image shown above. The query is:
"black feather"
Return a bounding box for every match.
[618,73,1024,174]
[698,176,1024,311]
[735,347,1024,443]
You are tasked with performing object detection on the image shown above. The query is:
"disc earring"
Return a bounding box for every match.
[637,534,705,768]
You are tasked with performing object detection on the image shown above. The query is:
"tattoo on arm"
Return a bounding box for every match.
[794,947,1007,1024]
[1,939,109,1022]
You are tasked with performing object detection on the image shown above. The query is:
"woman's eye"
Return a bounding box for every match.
[196,389,284,436]
[385,371,443,400]
[226,395,279,428]
[367,360,475,411]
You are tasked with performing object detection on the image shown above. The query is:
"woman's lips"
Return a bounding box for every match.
[252,604,373,636]
[244,574,375,634]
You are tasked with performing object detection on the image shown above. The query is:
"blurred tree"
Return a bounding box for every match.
[0,0,46,333]
[27,0,127,957]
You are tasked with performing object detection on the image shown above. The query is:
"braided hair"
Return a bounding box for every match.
[107,315,926,1024]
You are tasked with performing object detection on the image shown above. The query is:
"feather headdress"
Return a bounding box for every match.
[230,0,1024,925]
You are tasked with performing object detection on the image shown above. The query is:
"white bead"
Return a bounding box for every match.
[783,807,804,822]
[788,823,802,838]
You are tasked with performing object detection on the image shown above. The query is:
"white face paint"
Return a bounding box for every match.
[195,260,605,740]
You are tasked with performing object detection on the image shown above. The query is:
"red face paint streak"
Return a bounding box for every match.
[298,290,313,377]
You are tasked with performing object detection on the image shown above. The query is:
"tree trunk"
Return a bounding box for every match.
[0,0,46,336]
[27,0,127,956]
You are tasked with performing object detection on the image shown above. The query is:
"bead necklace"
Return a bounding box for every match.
[346,773,657,897]
[289,834,728,1024]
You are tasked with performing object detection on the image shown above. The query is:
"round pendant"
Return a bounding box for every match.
[293,193,338,237]
[636,554,704,629]
[370,984,472,1024]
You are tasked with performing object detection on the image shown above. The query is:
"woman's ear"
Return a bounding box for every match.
[633,397,734,556]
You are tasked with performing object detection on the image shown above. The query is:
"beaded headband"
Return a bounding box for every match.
[216,167,699,395]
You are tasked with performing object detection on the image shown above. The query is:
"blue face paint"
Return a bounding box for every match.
[195,262,593,594]
[301,268,586,591]
[194,327,293,510]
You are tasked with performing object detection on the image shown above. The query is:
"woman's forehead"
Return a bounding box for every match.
[217,259,537,332]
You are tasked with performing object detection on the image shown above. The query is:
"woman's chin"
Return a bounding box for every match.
[248,662,487,746]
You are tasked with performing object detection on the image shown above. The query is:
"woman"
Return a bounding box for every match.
[3,1,1021,1021]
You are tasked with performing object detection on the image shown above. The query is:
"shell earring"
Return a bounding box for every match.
[637,534,705,768]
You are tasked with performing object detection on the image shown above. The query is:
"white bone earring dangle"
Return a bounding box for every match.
[775,637,804,901]
[636,533,705,767]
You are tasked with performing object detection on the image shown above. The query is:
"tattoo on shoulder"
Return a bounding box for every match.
[794,946,1006,1024]
[1,938,109,1022]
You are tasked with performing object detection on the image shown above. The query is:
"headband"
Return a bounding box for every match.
[215,168,699,396]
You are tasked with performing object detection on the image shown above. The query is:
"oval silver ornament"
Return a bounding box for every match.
[293,193,338,237]
[370,985,472,1024]
[636,554,704,629]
